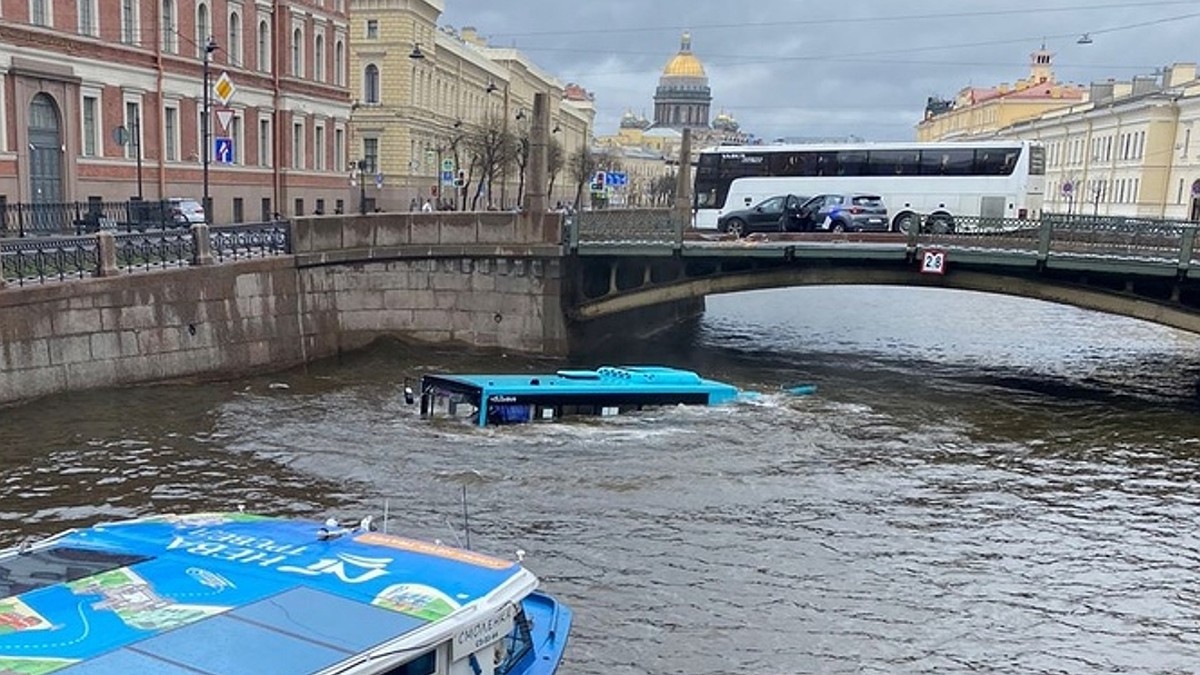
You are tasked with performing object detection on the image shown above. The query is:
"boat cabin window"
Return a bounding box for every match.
[0,546,152,597]
[378,649,436,675]
[495,609,534,675]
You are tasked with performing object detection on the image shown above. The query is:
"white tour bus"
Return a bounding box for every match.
[693,140,1047,232]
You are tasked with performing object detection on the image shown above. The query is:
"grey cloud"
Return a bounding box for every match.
[441,0,1200,141]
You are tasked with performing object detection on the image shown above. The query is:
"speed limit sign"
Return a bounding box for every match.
[920,248,947,275]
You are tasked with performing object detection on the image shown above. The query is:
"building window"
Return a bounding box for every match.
[258,20,271,73]
[365,19,378,39]
[363,64,380,104]
[362,137,378,174]
[292,27,303,76]
[125,100,142,160]
[161,0,177,52]
[314,124,325,170]
[30,0,50,26]
[334,40,345,86]
[121,0,137,43]
[78,0,98,36]
[228,11,242,66]
[82,95,99,157]
[232,197,244,223]
[334,127,344,171]
[196,2,210,57]
[292,121,304,169]
[230,115,243,164]
[314,34,325,82]
[259,117,272,166]
[163,105,178,161]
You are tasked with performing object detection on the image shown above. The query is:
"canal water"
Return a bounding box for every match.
[4,286,1200,674]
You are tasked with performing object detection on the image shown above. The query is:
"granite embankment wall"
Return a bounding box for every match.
[0,211,569,406]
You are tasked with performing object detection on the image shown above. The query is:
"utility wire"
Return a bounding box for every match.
[470,0,1200,39]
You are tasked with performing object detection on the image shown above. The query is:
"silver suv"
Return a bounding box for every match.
[786,193,889,233]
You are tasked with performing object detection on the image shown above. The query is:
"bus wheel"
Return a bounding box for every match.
[894,213,917,234]
[928,214,955,234]
[726,218,746,238]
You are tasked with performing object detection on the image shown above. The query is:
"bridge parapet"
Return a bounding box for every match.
[570,208,685,250]
[292,211,562,256]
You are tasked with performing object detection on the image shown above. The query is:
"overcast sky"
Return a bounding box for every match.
[439,0,1200,142]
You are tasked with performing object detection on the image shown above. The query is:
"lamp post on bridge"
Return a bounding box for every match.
[201,36,218,225]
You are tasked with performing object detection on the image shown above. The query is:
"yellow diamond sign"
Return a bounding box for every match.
[213,71,235,106]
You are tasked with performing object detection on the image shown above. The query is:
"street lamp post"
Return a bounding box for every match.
[202,36,218,225]
[357,160,368,214]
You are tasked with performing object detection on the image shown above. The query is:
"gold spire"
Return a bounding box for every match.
[662,31,705,77]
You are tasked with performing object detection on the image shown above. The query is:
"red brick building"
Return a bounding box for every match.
[0,0,351,223]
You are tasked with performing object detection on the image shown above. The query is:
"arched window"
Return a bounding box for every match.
[160,0,176,53]
[257,20,271,72]
[364,64,379,104]
[292,27,304,76]
[227,11,241,65]
[314,34,324,82]
[334,40,345,86]
[195,2,209,58]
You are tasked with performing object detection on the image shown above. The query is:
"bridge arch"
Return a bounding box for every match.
[572,265,1200,335]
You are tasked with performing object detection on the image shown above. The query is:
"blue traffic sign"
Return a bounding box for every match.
[605,171,627,187]
[441,170,455,185]
[214,137,233,164]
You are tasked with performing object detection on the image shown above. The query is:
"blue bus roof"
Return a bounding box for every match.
[426,365,739,402]
[0,513,527,674]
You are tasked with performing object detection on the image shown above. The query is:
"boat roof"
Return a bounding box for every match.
[424,365,738,398]
[0,513,532,674]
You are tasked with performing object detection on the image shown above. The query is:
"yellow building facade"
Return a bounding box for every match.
[996,64,1200,220]
[348,0,594,210]
[917,48,1087,141]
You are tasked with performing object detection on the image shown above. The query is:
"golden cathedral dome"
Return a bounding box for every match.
[661,32,706,78]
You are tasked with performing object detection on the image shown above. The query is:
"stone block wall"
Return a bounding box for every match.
[0,259,342,405]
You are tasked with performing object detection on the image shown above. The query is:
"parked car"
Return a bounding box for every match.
[790,193,889,232]
[718,194,808,237]
[168,198,206,226]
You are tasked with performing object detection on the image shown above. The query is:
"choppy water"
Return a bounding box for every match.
[4,286,1200,674]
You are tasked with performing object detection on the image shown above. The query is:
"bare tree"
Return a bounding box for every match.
[568,147,598,210]
[652,172,677,206]
[513,130,531,208]
[546,138,564,202]
[463,111,518,210]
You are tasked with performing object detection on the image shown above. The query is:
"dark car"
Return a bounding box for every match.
[718,194,808,237]
[789,193,889,232]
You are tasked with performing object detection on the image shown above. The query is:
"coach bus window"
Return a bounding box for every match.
[814,153,837,176]
[921,148,974,175]
[771,152,808,176]
[975,147,1021,175]
[868,150,920,176]
[836,151,868,176]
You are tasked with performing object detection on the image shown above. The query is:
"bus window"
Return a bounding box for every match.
[869,150,920,176]
[920,148,974,175]
[837,151,868,176]
[814,152,838,176]
[770,152,811,176]
[975,147,1021,175]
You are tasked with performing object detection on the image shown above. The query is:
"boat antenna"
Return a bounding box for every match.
[461,483,471,550]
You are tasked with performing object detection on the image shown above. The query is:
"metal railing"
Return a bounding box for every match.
[211,221,291,261]
[0,236,101,286]
[1,222,292,287]
[570,208,686,248]
[0,200,185,238]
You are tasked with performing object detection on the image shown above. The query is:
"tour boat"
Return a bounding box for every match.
[0,511,571,674]
[419,365,741,426]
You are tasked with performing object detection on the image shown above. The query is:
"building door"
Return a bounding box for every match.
[28,93,64,233]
